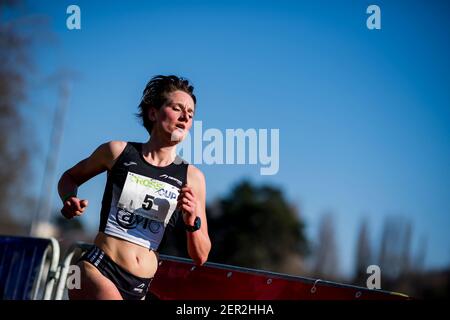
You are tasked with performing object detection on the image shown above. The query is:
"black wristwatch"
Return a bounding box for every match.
[185,216,201,232]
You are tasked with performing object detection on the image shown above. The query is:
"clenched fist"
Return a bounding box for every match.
[177,184,197,226]
[61,197,89,219]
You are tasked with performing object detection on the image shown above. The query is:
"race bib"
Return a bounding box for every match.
[116,172,180,227]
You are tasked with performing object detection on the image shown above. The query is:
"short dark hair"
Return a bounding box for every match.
[137,75,196,135]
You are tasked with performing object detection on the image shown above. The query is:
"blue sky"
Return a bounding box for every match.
[25,0,450,278]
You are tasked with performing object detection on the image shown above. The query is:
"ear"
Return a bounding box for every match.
[148,107,157,122]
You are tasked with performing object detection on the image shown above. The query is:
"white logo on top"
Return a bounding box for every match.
[159,174,182,186]
[133,283,146,293]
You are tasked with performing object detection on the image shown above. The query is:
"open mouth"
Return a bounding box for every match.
[176,124,185,130]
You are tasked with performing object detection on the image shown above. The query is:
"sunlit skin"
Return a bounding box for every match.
[148,90,195,146]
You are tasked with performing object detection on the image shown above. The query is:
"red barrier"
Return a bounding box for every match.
[150,255,409,300]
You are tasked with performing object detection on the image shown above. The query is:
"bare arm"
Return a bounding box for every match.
[58,141,127,219]
[178,165,211,265]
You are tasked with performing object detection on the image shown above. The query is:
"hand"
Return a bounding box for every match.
[177,184,197,226]
[61,197,88,219]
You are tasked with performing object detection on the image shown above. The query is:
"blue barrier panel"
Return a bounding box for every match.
[0,235,60,300]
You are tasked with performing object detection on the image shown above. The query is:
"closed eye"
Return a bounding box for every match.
[171,103,194,118]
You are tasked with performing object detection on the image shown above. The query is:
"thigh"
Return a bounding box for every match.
[68,261,123,300]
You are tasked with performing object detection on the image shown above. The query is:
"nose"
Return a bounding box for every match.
[179,110,189,122]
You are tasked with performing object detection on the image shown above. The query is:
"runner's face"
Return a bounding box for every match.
[152,90,195,141]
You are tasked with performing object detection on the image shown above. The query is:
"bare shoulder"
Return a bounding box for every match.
[105,140,127,158]
[93,140,127,169]
[187,164,206,188]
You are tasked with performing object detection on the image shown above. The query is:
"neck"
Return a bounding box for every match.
[141,135,177,166]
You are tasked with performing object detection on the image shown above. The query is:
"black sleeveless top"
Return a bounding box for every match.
[99,142,189,250]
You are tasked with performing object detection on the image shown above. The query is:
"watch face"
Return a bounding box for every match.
[194,216,201,229]
[186,216,201,232]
